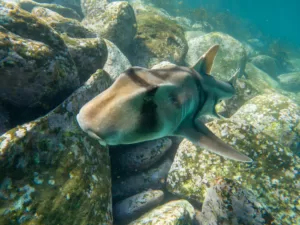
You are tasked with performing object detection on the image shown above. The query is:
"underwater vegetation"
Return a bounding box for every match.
[0,0,300,224]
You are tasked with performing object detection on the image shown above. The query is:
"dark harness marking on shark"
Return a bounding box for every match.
[138,85,159,133]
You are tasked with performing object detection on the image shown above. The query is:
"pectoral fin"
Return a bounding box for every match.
[175,120,252,162]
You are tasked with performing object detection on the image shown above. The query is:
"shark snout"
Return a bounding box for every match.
[76,112,108,146]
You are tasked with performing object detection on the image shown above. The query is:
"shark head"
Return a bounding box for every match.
[77,45,252,162]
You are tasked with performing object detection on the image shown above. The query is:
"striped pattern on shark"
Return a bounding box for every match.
[77,45,252,162]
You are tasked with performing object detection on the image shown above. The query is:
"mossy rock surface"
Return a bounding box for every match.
[167,119,300,224]
[131,10,188,68]
[61,35,108,84]
[231,93,300,153]
[245,62,279,93]
[103,39,131,80]
[185,32,247,81]
[19,0,81,20]
[80,0,109,17]
[31,7,95,38]
[0,69,113,225]
[196,178,274,225]
[278,72,300,92]
[0,3,79,126]
[82,1,137,53]
[129,200,195,225]
[250,55,279,78]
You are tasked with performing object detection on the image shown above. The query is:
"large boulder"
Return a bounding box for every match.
[103,39,131,80]
[113,190,164,224]
[82,1,137,53]
[167,119,300,224]
[112,159,172,202]
[250,55,279,78]
[0,69,113,225]
[61,35,108,83]
[231,93,300,153]
[131,11,188,68]
[278,72,300,92]
[0,3,79,126]
[19,0,81,20]
[185,32,247,81]
[245,63,279,93]
[129,200,195,225]
[196,178,274,225]
[31,7,96,38]
[81,0,109,17]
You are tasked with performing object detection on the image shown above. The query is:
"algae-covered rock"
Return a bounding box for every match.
[185,32,247,81]
[31,7,95,38]
[196,178,274,225]
[0,3,79,125]
[231,93,300,153]
[250,55,279,78]
[103,39,131,80]
[131,11,188,68]
[0,69,114,225]
[113,190,164,224]
[19,0,81,20]
[111,137,172,173]
[82,1,136,52]
[167,119,300,224]
[112,159,172,201]
[61,35,108,83]
[278,72,300,92]
[81,0,109,17]
[245,62,279,92]
[221,78,260,117]
[129,200,195,225]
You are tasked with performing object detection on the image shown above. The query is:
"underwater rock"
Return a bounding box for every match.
[287,56,300,72]
[231,93,300,153]
[0,69,113,225]
[0,3,79,125]
[80,0,110,17]
[242,41,260,58]
[82,1,137,53]
[112,159,172,201]
[218,79,260,117]
[0,105,10,135]
[185,30,207,42]
[167,119,299,224]
[131,10,188,68]
[278,72,300,92]
[185,32,247,81]
[111,137,172,173]
[61,35,108,84]
[250,55,279,78]
[151,61,176,69]
[51,0,83,17]
[129,200,195,225]
[196,178,274,225]
[19,0,81,20]
[31,7,96,38]
[245,63,279,93]
[103,39,131,80]
[113,190,164,224]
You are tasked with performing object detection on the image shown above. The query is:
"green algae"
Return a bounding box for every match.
[0,70,113,225]
[167,119,299,224]
[135,12,187,65]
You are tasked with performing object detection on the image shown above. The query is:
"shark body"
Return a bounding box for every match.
[77,45,252,162]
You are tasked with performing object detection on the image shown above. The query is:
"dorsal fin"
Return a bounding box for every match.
[192,45,219,75]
